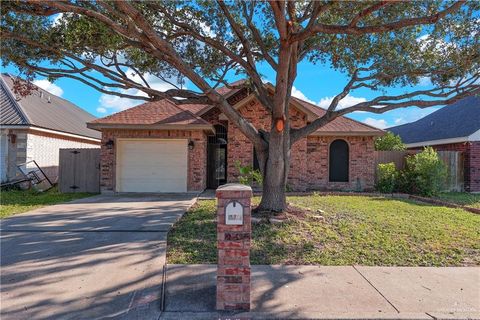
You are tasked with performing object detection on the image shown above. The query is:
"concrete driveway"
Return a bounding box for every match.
[0,194,196,320]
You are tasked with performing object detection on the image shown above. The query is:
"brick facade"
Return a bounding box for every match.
[97,98,377,193]
[201,99,376,191]
[99,129,207,192]
[306,136,376,191]
[411,142,480,192]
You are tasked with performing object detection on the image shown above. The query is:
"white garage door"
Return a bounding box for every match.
[116,139,188,193]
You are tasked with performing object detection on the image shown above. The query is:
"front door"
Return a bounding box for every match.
[207,124,228,189]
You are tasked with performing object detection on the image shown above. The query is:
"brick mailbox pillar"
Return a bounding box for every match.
[216,183,252,311]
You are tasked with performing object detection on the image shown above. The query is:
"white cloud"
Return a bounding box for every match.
[363,117,388,129]
[97,71,186,114]
[394,118,404,125]
[317,94,367,110]
[416,34,456,53]
[418,76,431,86]
[32,79,64,97]
[291,86,316,105]
[52,13,63,26]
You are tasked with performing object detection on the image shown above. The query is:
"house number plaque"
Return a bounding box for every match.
[225,200,243,225]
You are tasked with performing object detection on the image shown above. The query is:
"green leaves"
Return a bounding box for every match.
[374,132,406,151]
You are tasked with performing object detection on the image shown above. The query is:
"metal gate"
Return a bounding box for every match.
[58,148,100,193]
[207,124,228,189]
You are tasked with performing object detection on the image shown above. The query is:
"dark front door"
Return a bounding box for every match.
[207,124,228,189]
[329,139,349,182]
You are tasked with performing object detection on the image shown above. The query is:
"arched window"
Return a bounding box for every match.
[329,139,349,182]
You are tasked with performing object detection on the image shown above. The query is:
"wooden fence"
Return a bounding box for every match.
[374,150,464,192]
[58,148,100,193]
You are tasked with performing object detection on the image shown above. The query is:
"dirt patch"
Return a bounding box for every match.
[252,204,321,223]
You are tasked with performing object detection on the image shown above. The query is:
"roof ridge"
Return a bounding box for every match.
[90,99,151,123]
[292,95,384,132]
[0,74,31,124]
[12,74,98,119]
[168,100,211,125]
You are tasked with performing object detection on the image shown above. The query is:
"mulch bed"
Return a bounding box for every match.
[407,195,480,214]
[251,191,480,215]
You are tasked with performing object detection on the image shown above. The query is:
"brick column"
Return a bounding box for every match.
[216,183,252,311]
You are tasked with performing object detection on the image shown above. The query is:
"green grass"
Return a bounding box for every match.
[0,187,96,219]
[167,195,480,266]
[435,192,480,209]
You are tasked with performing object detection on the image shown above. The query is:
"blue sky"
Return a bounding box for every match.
[1,59,441,129]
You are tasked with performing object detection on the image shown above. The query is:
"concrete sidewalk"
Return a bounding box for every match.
[161,265,480,320]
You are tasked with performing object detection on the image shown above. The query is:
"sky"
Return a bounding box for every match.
[1,58,442,130]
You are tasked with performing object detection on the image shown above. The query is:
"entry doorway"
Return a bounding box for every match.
[207,124,228,189]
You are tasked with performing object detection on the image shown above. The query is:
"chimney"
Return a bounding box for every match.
[47,96,51,103]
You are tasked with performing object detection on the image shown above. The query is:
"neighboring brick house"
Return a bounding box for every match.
[88,82,383,193]
[389,96,480,192]
[0,74,101,183]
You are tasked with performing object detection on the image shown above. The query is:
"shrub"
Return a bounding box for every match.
[374,132,406,151]
[234,160,263,187]
[376,162,398,193]
[401,147,447,196]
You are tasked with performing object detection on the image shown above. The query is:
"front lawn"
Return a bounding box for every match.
[435,192,480,209]
[0,187,96,219]
[167,195,480,266]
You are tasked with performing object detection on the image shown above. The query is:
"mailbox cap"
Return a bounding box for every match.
[216,183,253,198]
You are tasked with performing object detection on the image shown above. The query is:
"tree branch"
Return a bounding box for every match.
[291,72,479,143]
[291,1,464,42]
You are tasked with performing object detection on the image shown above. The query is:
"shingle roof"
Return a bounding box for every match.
[0,78,29,125]
[0,74,101,139]
[90,79,383,136]
[389,96,480,144]
[292,97,384,135]
[89,99,211,126]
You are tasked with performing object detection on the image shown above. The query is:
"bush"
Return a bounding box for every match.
[376,162,398,193]
[234,160,263,187]
[401,147,447,196]
[374,132,406,151]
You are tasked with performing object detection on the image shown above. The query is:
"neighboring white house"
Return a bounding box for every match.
[0,74,101,183]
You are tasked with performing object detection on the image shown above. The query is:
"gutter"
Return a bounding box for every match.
[0,124,101,143]
[87,123,215,133]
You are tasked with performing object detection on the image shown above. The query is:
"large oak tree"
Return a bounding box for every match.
[1,1,479,211]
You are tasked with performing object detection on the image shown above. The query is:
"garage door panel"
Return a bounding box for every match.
[117,139,188,193]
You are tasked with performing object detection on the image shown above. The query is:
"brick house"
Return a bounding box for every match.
[0,74,101,183]
[389,96,480,192]
[87,83,383,193]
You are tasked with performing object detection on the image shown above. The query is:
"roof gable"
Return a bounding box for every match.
[90,79,384,136]
[389,96,480,144]
[291,98,384,134]
[88,98,212,128]
[1,74,100,139]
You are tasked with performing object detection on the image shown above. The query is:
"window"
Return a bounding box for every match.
[329,139,349,182]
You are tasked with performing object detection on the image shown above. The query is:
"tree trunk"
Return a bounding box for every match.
[257,127,289,212]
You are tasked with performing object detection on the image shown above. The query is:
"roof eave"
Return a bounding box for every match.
[0,124,101,142]
[310,130,384,137]
[87,122,215,134]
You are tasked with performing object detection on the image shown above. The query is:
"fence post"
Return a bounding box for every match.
[216,183,252,311]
